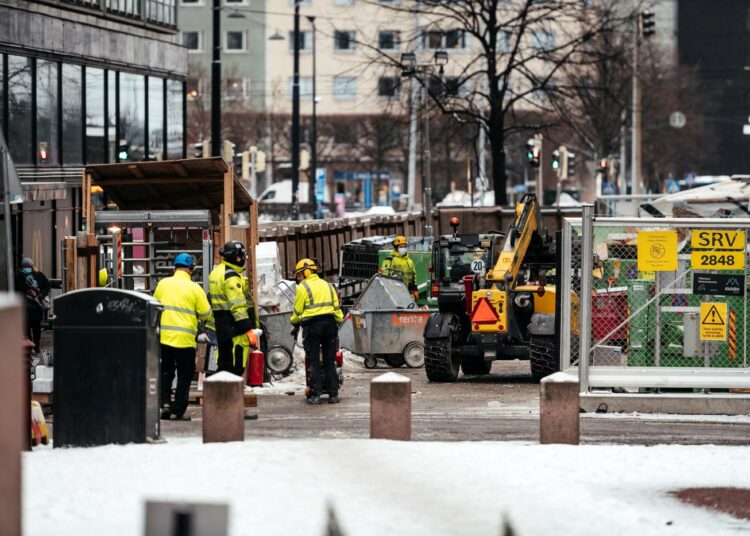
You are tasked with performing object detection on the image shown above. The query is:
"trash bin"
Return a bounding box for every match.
[53,289,162,447]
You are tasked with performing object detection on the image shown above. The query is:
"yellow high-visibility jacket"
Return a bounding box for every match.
[380,250,417,289]
[208,260,259,340]
[290,273,343,325]
[154,269,212,348]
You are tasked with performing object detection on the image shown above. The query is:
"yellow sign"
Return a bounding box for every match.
[691,230,745,251]
[637,231,678,272]
[700,302,727,341]
[691,251,745,270]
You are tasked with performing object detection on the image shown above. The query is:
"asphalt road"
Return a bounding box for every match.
[161,359,750,445]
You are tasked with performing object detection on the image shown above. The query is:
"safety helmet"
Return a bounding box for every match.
[174,253,195,269]
[220,241,247,267]
[294,258,318,279]
[393,236,407,248]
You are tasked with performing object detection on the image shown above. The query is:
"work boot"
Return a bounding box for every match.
[328,393,340,404]
[160,410,171,420]
[307,393,322,405]
[169,413,191,421]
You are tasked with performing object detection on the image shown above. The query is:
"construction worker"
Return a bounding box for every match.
[290,258,343,405]
[15,257,50,353]
[380,236,418,300]
[153,253,212,421]
[208,240,259,377]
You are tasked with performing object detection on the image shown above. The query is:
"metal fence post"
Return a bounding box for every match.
[579,205,594,393]
[560,219,572,369]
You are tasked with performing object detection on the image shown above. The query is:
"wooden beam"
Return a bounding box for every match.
[127,164,145,179]
[94,177,222,186]
[222,169,233,239]
[172,162,190,177]
[64,237,77,292]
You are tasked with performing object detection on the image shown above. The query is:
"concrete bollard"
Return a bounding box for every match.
[0,295,23,536]
[202,372,245,443]
[370,372,411,441]
[540,372,580,445]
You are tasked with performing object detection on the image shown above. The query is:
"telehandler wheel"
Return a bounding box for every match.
[530,335,558,382]
[460,334,491,375]
[424,317,461,382]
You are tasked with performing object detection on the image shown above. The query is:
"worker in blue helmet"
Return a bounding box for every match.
[153,253,213,421]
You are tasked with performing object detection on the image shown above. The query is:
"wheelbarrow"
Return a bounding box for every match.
[258,280,298,375]
[350,306,428,369]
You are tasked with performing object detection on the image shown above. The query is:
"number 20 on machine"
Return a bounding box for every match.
[691,230,745,270]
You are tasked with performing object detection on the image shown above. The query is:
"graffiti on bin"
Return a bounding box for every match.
[391,313,430,327]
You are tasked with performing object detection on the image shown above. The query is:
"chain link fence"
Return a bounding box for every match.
[561,211,750,391]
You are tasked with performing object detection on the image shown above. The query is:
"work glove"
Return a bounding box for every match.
[291,325,300,340]
[196,333,210,343]
[411,290,420,301]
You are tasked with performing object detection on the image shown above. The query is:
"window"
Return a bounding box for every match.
[334,0,354,4]
[423,29,465,49]
[333,76,357,100]
[181,0,202,4]
[378,30,401,51]
[107,71,116,161]
[148,77,164,160]
[225,0,246,3]
[7,55,32,164]
[378,76,400,98]
[62,64,83,165]
[288,77,313,100]
[289,0,310,4]
[183,31,202,51]
[288,31,312,52]
[532,28,555,51]
[86,67,106,164]
[498,30,512,53]
[166,79,184,159]
[427,75,463,98]
[226,77,249,99]
[36,60,59,166]
[334,30,356,51]
[146,0,176,25]
[225,31,246,52]
[119,72,146,161]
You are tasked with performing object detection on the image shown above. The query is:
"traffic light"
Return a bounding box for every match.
[640,10,655,38]
[38,142,49,165]
[551,150,560,171]
[118,141,129,161]
[556,146,569,180]
[255,150,266,173]
[525,138,541,168]
[300,148,310,171]
[567,151,576,177]
[193,142,203,158]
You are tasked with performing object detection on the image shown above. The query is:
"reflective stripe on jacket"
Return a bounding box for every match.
[380,251,417,287]
[153,269,212,349]
[208,261,259,340]
[290,273,343,325]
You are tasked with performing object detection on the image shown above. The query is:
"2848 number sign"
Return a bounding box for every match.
[690,251,745,270]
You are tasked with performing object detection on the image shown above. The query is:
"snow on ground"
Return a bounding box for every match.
[25,439,750,535]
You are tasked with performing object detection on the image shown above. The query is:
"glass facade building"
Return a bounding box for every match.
[0,53,186,167]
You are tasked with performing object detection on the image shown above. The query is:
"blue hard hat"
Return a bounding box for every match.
[174,253,195,268]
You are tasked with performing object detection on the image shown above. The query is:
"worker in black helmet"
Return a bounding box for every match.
[207,241,260,377]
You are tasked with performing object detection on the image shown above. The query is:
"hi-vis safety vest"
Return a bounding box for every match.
[380,251,417,287]
[290,273,343,325]
[153,269,212,349]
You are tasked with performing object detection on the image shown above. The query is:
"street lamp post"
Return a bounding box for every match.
[290,1,301,221]
[307,15,318,219]
[211,0,221,157]
[401,50,448,238]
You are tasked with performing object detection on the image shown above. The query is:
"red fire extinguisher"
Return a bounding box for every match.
[248,350,264,387]
[335,350,343,368]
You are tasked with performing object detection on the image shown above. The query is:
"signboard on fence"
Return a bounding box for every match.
[637,230,678,272]
[690,229,745,270]
[693,273,745,297]
[700,302,727,341]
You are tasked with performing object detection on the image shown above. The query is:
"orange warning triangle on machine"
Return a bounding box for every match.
[471,297,499,324]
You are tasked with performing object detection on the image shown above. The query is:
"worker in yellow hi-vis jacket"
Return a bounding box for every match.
[290,258,343,405]
[208,241,260,377]
[154,253,213,421]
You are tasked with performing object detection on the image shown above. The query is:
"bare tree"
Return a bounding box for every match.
[366,0,640,205]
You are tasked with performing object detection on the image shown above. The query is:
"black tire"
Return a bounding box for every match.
[364,355,378,369]
[460,334,491,375]
[384,354,406,368]
[530,335,558,382]
[424,317,461,382]
[266,346,293,375]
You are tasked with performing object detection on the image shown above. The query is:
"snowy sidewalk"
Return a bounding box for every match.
[25,439,750,535]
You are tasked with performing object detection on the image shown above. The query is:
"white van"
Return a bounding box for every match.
[258,180,329,204]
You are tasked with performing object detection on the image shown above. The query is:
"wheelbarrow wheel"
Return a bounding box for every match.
[403,342,425,368]
[364,355,378,369]
[266,346,293,375]
[384,354,406,368]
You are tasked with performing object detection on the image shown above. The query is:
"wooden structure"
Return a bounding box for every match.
[68,158,258,295]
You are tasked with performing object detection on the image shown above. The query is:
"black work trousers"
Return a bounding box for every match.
[160,345,196,417]
[302,316,339,396]
[216,337,246,377]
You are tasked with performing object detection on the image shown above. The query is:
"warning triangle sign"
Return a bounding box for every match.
[471,297,499,324]
[701,305,725,326]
